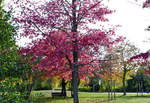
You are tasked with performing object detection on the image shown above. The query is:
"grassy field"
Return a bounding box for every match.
[31,90,150,103]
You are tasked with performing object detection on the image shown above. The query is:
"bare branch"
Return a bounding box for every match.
[64,0,71,5]
[47,10,72,17]
[127,0,142,7]
[77,0,103,22]
[88,1,102,11]
[77,0,83,18]
[78,57,117,67]
[30,20,45,35]
[25,15,70,34]
[61,0,72,18]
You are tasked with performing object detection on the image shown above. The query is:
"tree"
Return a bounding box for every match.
[0,0,33,102]
[0,1,37,101]
[130,50,150,73]
[127,69,146,95]
[0,0,18,79]
[103,49,119,100]
[12,0,122,102]
[143,0,150,8]
[114,41,139,95]
[88,70,102,92]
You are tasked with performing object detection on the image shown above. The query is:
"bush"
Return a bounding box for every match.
[0,78,35,103]
[78,86,91,92]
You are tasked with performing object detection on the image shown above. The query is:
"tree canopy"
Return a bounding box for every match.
[11,0,123,102]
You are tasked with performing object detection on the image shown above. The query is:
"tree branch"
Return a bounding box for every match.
[78,57,117,67]
[77,0,103,22]
[61,0,72,18]
[46,10,72,18]
[65,55,73,70]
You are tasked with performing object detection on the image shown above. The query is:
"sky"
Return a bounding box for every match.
[105,0,150,52]
[5,0,150,52]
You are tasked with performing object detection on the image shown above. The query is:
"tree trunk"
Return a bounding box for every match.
[108,80,110,101]
[141,81,143,95]
[23,71,39,100]
[61,78,66,97]
[137,81,139,96]
[114,81,116,100]
[110,79,113,100]
[72,0,79,102]
[71,79,74,97]
[123,66,127,96]
[24,83,33,99]
[65,56,74,98]
[25,73,38,100]
[20,74,32,99]
[72,65,79,103]
[71,88,74,97]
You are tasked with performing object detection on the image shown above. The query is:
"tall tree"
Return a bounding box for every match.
[0,1,35,101]
[0,0,30,102]
[113,41,139,95]
[12,0,122,102]
[0,0,18,79]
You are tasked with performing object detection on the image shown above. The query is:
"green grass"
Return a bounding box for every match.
[113,94,150,103]
[31,90,150,103]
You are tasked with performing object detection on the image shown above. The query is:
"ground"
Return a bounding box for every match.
[31,90,150,103]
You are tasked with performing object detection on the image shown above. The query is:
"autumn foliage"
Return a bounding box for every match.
[11,0,123,102]
[130,50,150,74]
[13,0,122,80]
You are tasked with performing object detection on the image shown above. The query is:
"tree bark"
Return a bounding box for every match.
[141,81,143,95]
[23,71,39,100]
[72,0,79,102]
[123,65,127,96]
[24,83,33,99]
[21,74,35,100]
[108,80,110,101]
[110,79,113,100]
[71,79,74,97]
[61,78,67,97]
[114,81,116,100]
[137,81,139,96]
[72,64,79,103]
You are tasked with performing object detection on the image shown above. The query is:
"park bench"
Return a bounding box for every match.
[51,88,66,98]
[51,92,65,98]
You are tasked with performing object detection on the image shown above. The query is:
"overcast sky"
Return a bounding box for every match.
[5,0,150,52]
[105,0,150,52]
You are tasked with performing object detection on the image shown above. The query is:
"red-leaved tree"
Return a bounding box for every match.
[130,50,150,73]
[12,0,122,102]
[143,0,150,8]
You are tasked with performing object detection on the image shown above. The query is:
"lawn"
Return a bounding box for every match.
[31,90,150,103]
